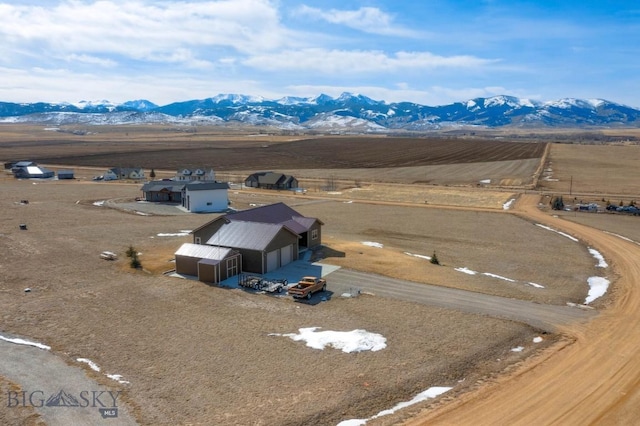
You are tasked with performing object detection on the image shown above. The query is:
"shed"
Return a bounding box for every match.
[174,243,241,284]
[57,170,75,179]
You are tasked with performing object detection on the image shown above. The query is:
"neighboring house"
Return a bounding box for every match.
[188,202,323,275]
[176,168,216,182]
[104,167,145,180]
[181,181,229,213]
[141,181,185,203]
[57,170,74,180]
[11,161,55,179]
[174,243,241,284]
[244,172,298,190]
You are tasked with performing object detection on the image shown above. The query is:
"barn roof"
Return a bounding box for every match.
[141,181,184,192]
[205,221,298,251]
[175,243,234,260]
[184,181,229,191]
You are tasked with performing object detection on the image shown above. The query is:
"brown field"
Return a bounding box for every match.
[0,124,639,425]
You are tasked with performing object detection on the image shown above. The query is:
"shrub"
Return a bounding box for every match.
[430,251,440,265]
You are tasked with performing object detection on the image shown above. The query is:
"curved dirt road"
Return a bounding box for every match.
[407,193,640,425]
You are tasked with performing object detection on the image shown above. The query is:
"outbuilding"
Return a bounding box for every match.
[174,243,241,284]
[57,169,75,180]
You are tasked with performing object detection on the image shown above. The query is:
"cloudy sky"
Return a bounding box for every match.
[1,1,638,106]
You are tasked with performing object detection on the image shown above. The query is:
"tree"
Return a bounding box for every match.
[430,251,440,265]
[126,245,142,269]
[551,196,564,210]
[149,168,156,179]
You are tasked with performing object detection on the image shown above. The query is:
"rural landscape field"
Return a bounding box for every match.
[1,125,640,425]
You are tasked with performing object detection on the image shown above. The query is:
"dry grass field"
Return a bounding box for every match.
[0,124,638,425]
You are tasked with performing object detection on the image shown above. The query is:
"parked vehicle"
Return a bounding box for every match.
[288,276,327,300]
[258,278,288,293]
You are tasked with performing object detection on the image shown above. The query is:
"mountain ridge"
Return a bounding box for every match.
[1,93,639,131]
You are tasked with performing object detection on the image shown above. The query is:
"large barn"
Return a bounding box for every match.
[175,203,323,279]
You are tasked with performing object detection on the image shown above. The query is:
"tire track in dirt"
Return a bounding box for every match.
[405,193,640,425]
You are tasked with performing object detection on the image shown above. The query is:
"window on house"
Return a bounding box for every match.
[195,237,201,244]
[311,229,318,240]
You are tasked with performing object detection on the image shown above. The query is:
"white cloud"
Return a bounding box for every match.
[244,48,498,73]
[294,5,421,37]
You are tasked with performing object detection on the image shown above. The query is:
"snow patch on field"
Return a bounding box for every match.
[455,267,477,275]
[362,241,383,248]
[482,272,515,282]
[271,327,386,353]
[503,198,515,210]
[404,252,431,261]
[588,248,608,268]
[535,224,579,242]
[338,387,452,425]
[157,230,191,237]
[585,277,610,304]
[0,334,50,350]
[77,358,101,372]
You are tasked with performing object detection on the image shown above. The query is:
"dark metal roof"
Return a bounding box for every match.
[141,181,184,192]
[184,181,229,191]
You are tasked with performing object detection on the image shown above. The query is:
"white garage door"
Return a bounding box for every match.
[266,250,279,272]
[280,245,293,266]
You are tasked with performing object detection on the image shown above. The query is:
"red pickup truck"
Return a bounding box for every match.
[288,276,327,300]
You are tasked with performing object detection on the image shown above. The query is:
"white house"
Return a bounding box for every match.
[182,181,229,213]
[104,167,145,181]
[176,168,215,182]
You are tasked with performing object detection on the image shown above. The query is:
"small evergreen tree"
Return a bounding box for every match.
[149,168,156,179]
[551,196,564,210]
[430,251,440,265]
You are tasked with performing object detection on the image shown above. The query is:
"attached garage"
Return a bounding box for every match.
[280,244,293,266]
[266,250,279,272]
[175,243,241,284]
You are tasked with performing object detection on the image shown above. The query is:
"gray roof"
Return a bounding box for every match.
[14,161,35,167]
[184,181,229,191]
[141,181,184,192]
[205,221,297,251]
[175,243,233,260]
[225,202,320,232]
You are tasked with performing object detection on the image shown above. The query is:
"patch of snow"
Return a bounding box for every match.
[338,387,452,426]
[93,200,105,206]
[77,358,101,372]
[603,231,640,246]
[533,336,543,343]
[511,346,524,352]
[535,224,579,242]
[362,241,384,248]
[106,374,130,384]
[479,179,491,184]
[503,198,515,210]
[157,231,191,237]
[327,191,343,195]
[404,252,432,261]
[455,267,477,275]
[274,327,386,353]
[588,248,608,268]
[585,277,610,304]
[135,211,150,216]
[482,272,516,282]
[0,334,50,350]
[527,282,545,289]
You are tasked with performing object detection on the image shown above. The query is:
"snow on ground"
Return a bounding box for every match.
[106,374,130,384]
[535,224,579,242]
[77,358,101,372]
[362,241,384,248]
[93,200,105,206]
[404,252,432,261]
[157,230,191,237]
[585,277,610,304]
[482,272,515,282]
[337,387,452,426]
[479,179,491,184]
[0,334,50,350]
[527,282,545,289]
[604,231,640,246]
[533,336,543,343]
[511,346,524,352]
[588,248,608,268]
[271,327,386,353]
[503,198,516,210]
[455,267,477,275]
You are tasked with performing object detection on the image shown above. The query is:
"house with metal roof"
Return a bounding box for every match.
[174,243,241,284]
[182,202,323,276]
[11,161,55,179]
[244,171,298,190]
[141,181,185,202]
[181,181,229,213]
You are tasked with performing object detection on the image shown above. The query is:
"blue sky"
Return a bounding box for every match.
[0,0,638,106]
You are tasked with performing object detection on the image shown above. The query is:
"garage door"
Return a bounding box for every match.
[280,244,293,266]
[266,250,279,272]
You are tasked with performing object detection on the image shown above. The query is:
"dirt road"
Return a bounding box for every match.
[406,193,640,425]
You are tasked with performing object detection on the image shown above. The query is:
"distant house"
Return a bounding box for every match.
[57,170,75,180]
[176,168,216,182]
[181,181,229,213]
[141,181,185,203]
[244,172,298,190]
[11,161,55,179]
[186,202,323,275]
[104,167,145,181]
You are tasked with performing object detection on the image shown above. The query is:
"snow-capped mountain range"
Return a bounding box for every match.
[1,93,639,131]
